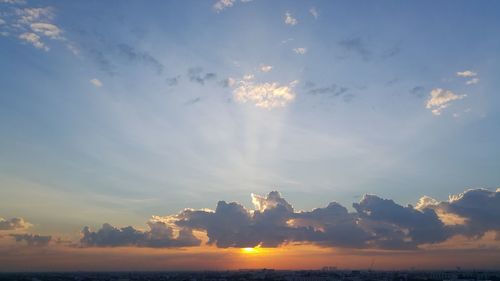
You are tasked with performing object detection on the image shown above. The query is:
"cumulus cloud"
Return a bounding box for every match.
[284,12,298,26]
[0,217,32,230]
[89,78,103,88]
[426,88,466,115]
[233,77,298,109]
[81,217,200,248]
[427,189,500,238]
[293,47,307,55]
[84,189,500,251]
[10,233,51,246]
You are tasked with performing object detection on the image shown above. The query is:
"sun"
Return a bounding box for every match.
[241,247,260,254]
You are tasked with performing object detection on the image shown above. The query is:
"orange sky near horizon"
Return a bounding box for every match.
[1,232,499,272]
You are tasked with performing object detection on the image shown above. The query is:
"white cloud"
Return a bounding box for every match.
[213,0,235,12]
[260,64,273,73]
[293,47,307,55]
[90,78,103,88]
[243,74,254,80]
[30,22,61,39]
[18,32,48,51]
[456,70,477,77]
[0,0,26,4]
[233,79,298,109]
[1,5,78,54]
[426,88,466,115]
[466,77,479,85]
[284,11,298,26]
[309,7,318,19]
[17,7,54,25]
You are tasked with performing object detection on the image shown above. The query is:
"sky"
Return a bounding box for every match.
[1,0,500,271]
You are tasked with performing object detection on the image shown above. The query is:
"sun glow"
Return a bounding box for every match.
[241,247,260,254]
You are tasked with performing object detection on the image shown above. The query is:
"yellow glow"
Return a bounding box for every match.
[241,247,259,254]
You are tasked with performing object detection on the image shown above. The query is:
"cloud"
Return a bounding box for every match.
[116,44,164,74]
[466,78,479,85]
[89,78,103,88]
[293,47,307,55]
[10,233,51,246]
[166,75,181,86]
[456,70,477,77]
[409,86,425,98]
[187,67,217,85]
[1,5,77,53]
[426,88,466,115]
[83,189,500,251]
[456,70,480,85]
[81,217,201,248]
[212,0,252,12]
[0,0,26,4]
[184,97,201,106]
[427,189,500,238]
[213,0,235,12]
[338,38,371,60]
[233,78,298,109]
[260,65,273,73]
[0,217,32,230]
[30,22,61,39]
[306,84,348,97]
[353,195,449,249]
[218,77,236,88]
[284,12,298,26]
[309,7,319,19]
[18,32,48,51]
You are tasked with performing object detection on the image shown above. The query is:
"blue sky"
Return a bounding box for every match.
[1,0,500,244]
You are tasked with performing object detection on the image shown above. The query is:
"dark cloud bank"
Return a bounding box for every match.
[80,188,500,250]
